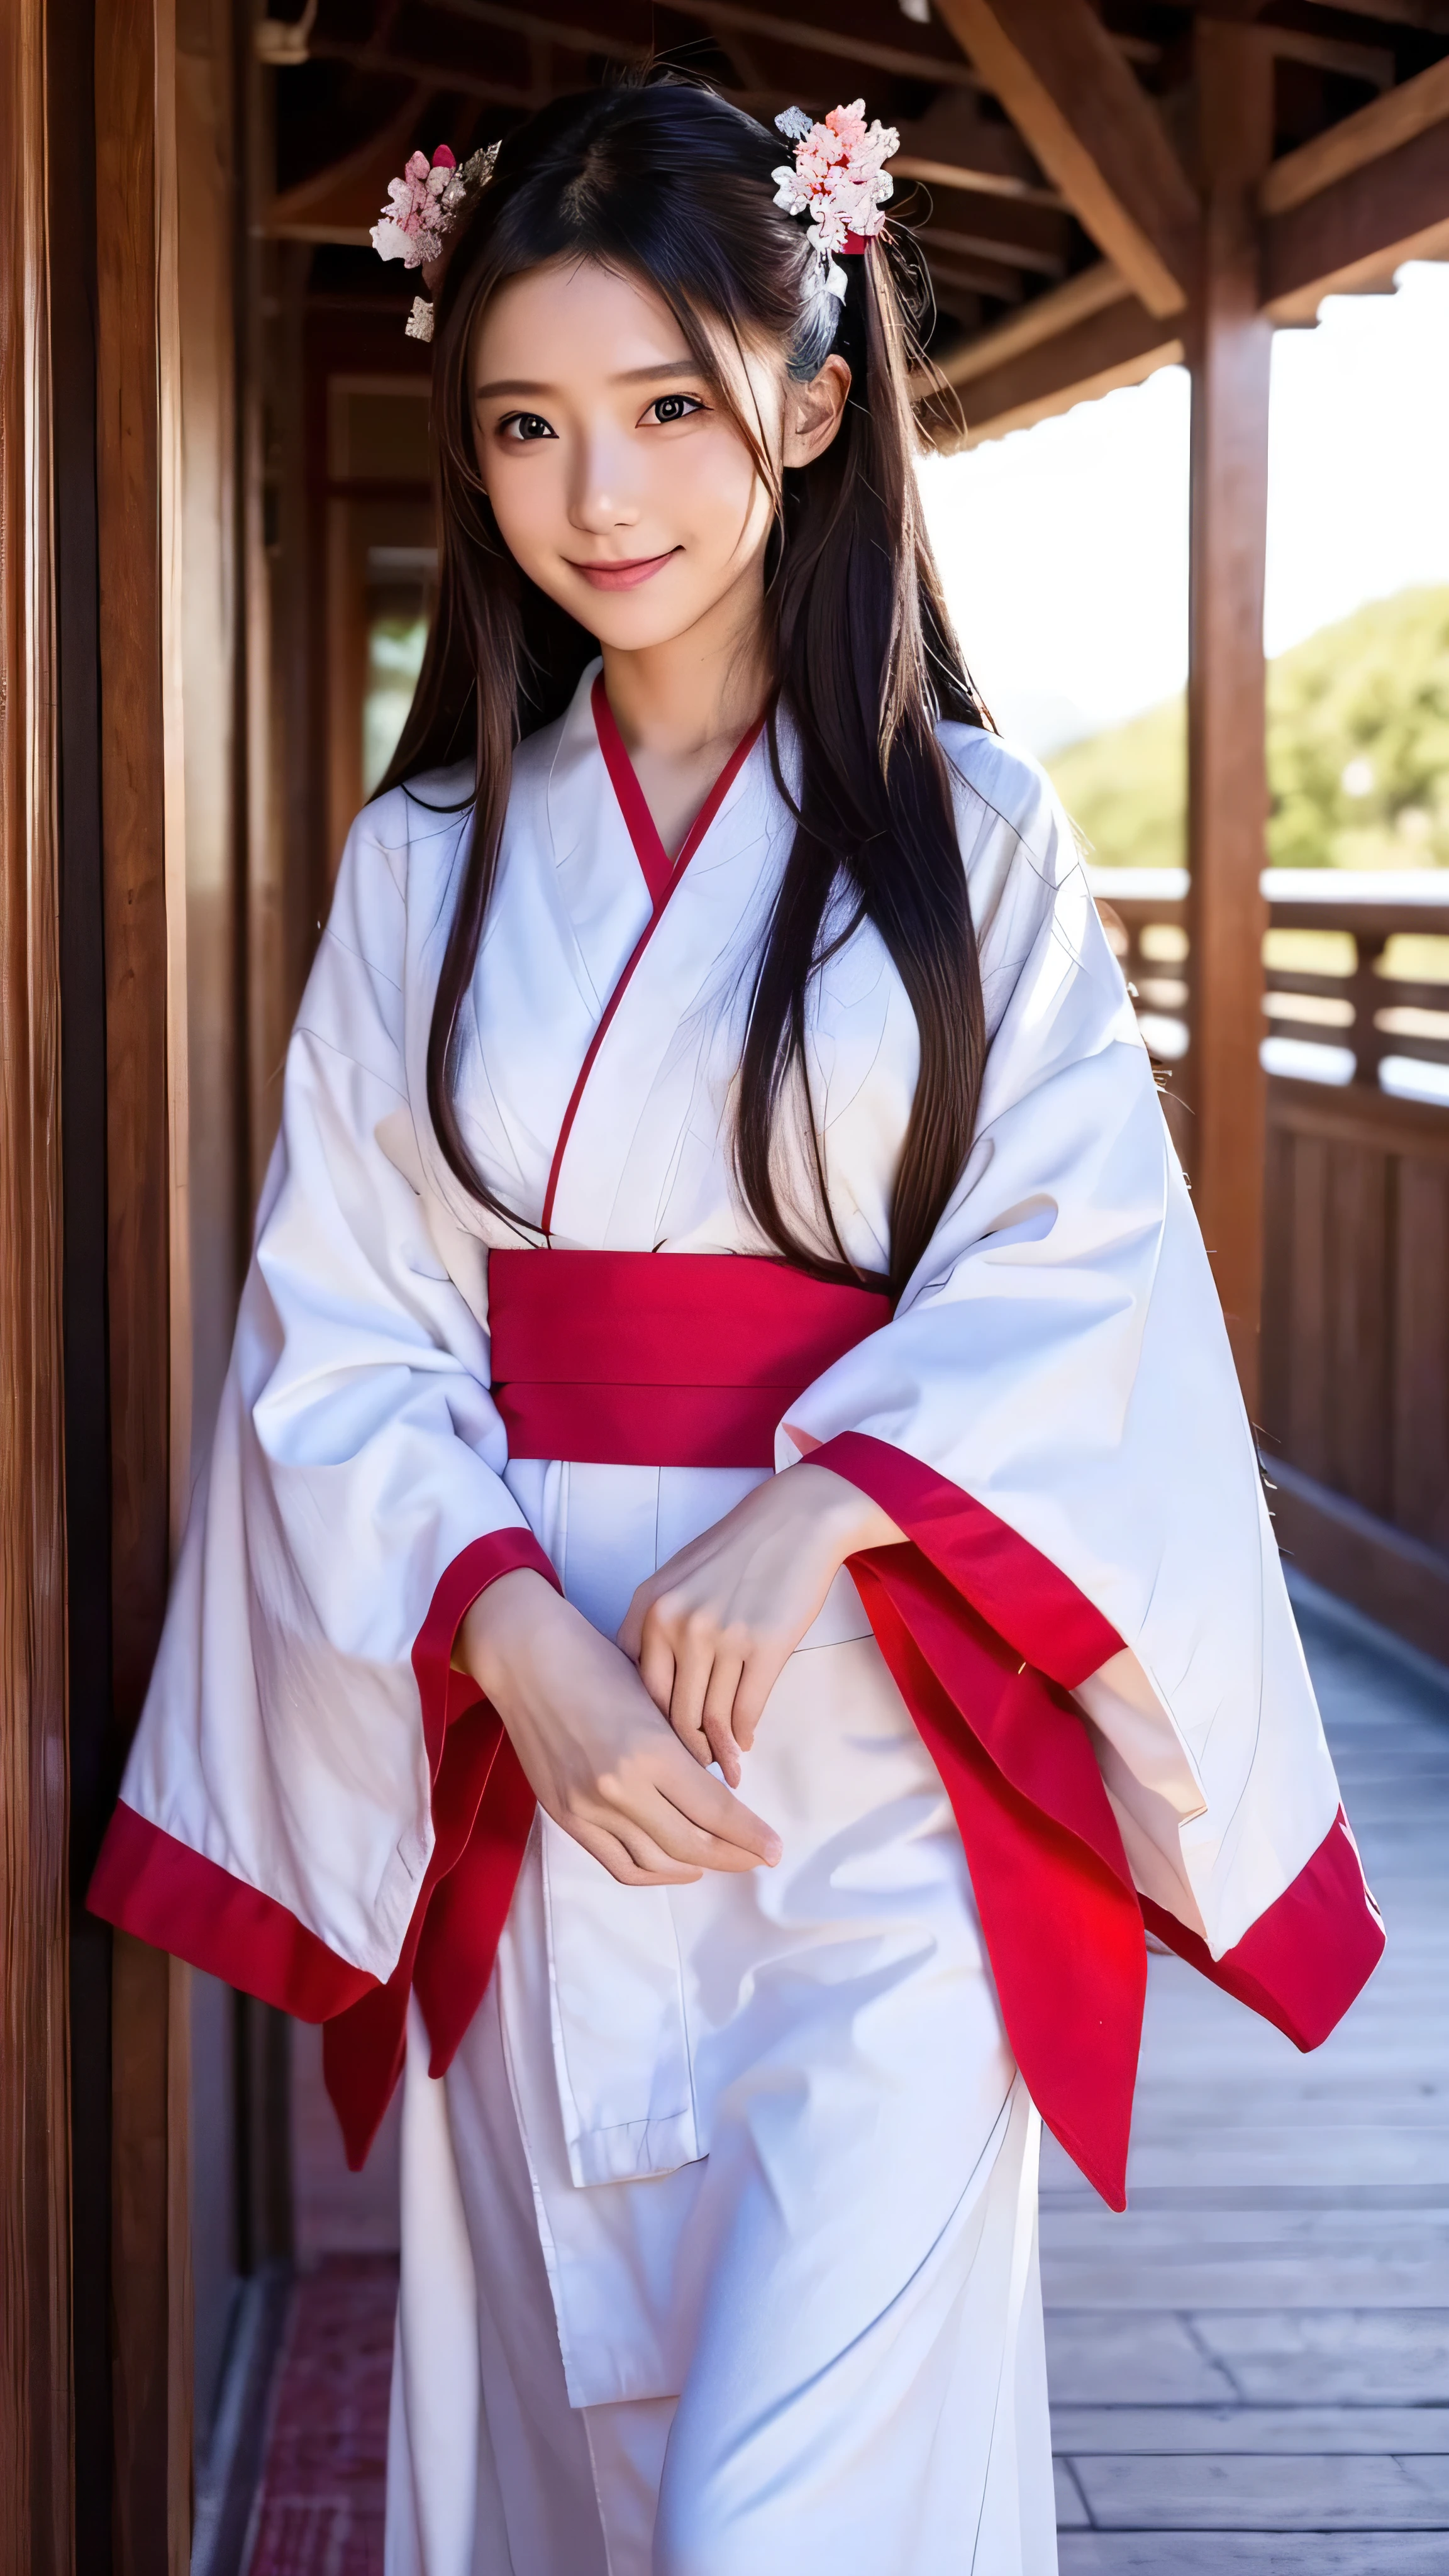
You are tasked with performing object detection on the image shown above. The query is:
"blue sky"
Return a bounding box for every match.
[917,262,1449,757]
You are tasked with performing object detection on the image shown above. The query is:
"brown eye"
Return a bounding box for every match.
[501,412,556,442]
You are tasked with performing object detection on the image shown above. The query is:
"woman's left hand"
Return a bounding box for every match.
[618,1463,903,1785]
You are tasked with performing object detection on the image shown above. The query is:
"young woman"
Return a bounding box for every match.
[92,78,1383,2576]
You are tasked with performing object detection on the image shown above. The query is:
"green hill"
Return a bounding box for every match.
[1048,584,1449,870]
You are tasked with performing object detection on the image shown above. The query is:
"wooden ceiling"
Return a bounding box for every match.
[262,0,1449,443]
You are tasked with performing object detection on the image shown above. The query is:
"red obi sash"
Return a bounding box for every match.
[488,1248,889,1468]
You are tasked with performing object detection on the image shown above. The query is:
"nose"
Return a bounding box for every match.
[567,425,642,538]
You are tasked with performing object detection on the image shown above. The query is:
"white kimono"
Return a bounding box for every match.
[91,664,1382,2576]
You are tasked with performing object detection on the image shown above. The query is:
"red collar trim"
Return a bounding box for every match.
[589,671,763,911]
[538,682,763,1236]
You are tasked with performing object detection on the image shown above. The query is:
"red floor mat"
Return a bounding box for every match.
[247,2256,397,2576]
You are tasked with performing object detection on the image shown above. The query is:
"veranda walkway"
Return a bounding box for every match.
[1046,1576,1449,2572]
[237,1580,1448,2575]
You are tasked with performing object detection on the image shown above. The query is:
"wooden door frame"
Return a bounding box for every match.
[0,0,74,2562]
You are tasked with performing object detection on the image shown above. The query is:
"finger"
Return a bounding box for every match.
[567,1816,702,1888]
[635,1790,771,1875]
[669,1610,755,1768]
[700,1651,747,1785]
[637,1615,680,1724]
[670,1689,717,1774]
[617,1574,659,1665]
[657,1750,782,1866]
[730,1643,791,1753]
[611,1807,717,1880]
[585,1765,753,1874]
[661,1608,719,1757]
[582,1781,749,1878]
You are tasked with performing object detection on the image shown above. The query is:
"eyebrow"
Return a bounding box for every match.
[473,359,705,399]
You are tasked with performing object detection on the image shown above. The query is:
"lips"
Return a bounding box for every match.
[569,550,679,591]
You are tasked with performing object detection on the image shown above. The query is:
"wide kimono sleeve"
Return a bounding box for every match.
[791,730,1384,2206]
[88,796,553,2136]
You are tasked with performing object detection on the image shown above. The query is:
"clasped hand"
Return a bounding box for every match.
[458,1464,900,1888]
[618,1462,901,1785]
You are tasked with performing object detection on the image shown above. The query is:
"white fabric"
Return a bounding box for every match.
[397,1845,1052,2574]
[114,662,1358,2567]
[386,1463,1054,2570]
[118,662,1342,1988]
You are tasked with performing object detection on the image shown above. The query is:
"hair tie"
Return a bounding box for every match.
[772,102,899,302]
[370,140,500,340]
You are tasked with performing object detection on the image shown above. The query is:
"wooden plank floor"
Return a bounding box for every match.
[1045,1576,1449,2572]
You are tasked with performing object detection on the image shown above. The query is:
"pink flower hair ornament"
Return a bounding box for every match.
[369,104,897,335]
[772,101,900,301]
[370,140,500,341]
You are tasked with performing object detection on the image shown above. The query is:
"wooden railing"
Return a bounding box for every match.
[1090,867,1449,1097]
[1089,869,1449,1663]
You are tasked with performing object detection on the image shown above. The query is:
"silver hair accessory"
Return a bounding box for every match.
[370,140,501,340]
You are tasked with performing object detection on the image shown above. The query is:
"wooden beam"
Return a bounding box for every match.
[911,194,1070,271]
[914,264,1155,441]
[866,92,1067,207]
[267,86,437,242]
[0,0,73,2557]
[1265,30,1396,88]
[408,0,991,89]
[928,0,1199,316]
[924,250,1028,304]
[1297,0,1449,31]
[919,221,1064,280]
[931,262,1130,383]
[953,303,1181,447]
[1260,53,1449,213]
[619,0,989,90]
[918,274,1180,448]
[306,36,534,109]
[1185,22,1275,1411]
[1253,70,1443,319]
[1262,102,1449,319]
[267,0,995,106]
[265,70,1070,229]
[274,0,1174,103]
[891,151,1064,208]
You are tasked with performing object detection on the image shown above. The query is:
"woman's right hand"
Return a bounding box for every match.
[457,1568,782,1888]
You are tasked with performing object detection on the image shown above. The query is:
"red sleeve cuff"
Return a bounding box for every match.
[413,1528,560,1774]
[1140,1807,1384,2052]
[87,1806,379,2021]
[809,1429,1121,1689]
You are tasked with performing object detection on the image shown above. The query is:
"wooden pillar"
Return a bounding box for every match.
[95,0,194,2558]
[1186,23,1275,1413]
[0,0,74,2563]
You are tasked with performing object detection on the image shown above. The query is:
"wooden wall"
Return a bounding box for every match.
[1262,1079,1449,1659]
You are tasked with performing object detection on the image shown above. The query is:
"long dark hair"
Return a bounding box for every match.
[380,77,989,1298]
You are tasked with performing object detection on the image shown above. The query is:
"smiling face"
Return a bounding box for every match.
[470,255,846,656]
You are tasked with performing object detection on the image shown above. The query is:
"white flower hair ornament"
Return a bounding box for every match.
[370,140,501,341]
[772,101,900,301]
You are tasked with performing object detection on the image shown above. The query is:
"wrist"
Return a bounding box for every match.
[789,1462,903,1558]
[457,1565,561,1701]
